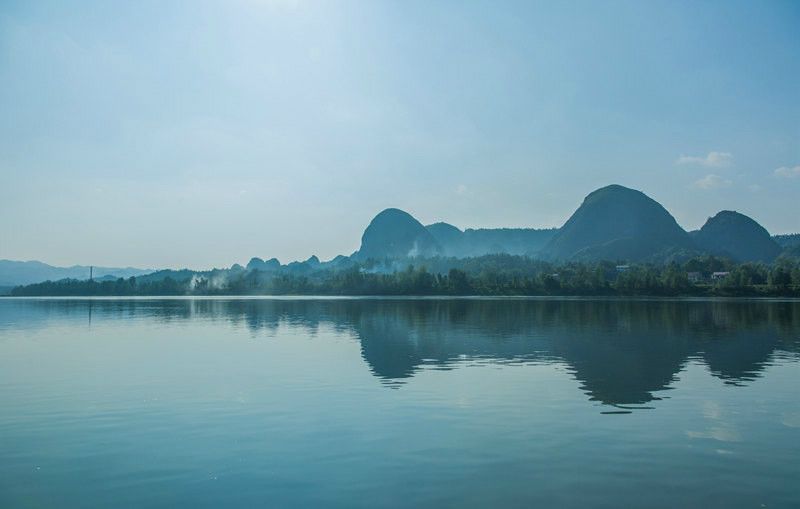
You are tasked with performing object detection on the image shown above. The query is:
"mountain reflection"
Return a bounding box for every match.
[3,298,799,407]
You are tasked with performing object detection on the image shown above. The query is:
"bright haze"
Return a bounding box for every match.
[1,1,798,269]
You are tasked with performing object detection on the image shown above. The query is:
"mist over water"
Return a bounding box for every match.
[1,298,799,508]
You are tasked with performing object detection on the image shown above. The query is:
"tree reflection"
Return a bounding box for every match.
[4,298,798,407]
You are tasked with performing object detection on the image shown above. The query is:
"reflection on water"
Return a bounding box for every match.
[2,298,800,509]
[3,298,799,408]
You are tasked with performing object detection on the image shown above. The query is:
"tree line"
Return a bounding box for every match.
[9,254,800,297]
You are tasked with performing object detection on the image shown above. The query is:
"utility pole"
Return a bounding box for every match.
[90,266,93,282]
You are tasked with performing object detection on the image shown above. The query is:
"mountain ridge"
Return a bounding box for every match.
[0,259,153,287]
[4,184,798,289]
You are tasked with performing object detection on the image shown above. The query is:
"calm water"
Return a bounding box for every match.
[1,298,799,508]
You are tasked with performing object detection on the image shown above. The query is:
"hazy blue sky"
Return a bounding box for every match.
[1,0,798,268]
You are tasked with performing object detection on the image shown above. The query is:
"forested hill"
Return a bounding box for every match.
[774,234,800,248]
[353,185,795,264]
[4,184,800,294]
[693,211,782,263]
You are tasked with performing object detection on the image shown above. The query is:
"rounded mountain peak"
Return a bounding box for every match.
[355,208,441,260]
[584,184,651,203]
[426,222,463,242]
[695,210,780,262]
[368,208,421,226]
[544,184,692,261]
[703,210,767,232]
[425,222,465,257]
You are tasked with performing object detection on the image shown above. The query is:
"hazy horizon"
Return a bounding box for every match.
[2,0,798,269]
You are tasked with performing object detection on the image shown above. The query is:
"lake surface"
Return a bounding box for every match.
[1,297,799,508]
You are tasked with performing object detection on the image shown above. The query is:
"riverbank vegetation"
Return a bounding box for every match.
[9,254,800,297]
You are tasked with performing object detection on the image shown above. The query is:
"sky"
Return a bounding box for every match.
[1,0,798,269]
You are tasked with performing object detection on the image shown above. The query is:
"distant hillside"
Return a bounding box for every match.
[542,184,694,262]
[353,208,441,260]
[246,257,281,271]
[780,245,800,260]
[692,211,781,263]
[464,228,557,256]
[426,223,557,257]
[0,260,152,287]
[4,186,796,283]
[426,223,465,256]
[774,234,800,248]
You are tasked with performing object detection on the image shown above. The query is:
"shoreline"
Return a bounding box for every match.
[3,294,800,301]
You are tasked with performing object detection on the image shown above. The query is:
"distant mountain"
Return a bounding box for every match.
[0,260,152,287]
[353,208,441,260]
[5,186,796,286]
[463,228,557,256]
[426,223,557,257]
[543,184,694,262]
[692,211,781,263]
[285,255,324,273]
[426,223,465,256]
[246,257,281,271]
[780,244,800,260]
[774,233,800,249]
